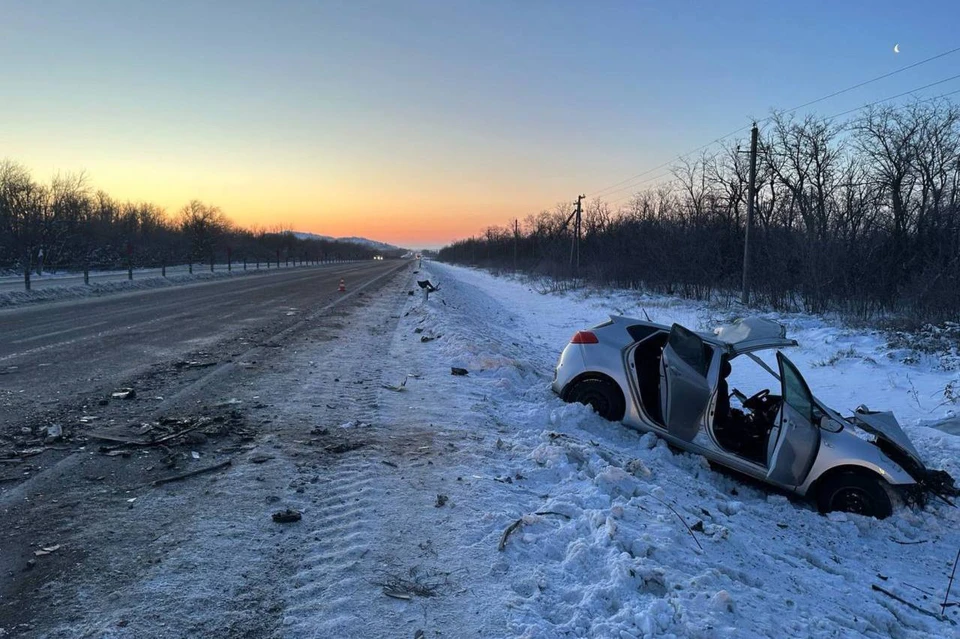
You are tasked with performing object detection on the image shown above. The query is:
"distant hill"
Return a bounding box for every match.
[292,232,402,253]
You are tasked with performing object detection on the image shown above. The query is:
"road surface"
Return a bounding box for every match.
[0,260,329,293]
[0,259,405,435]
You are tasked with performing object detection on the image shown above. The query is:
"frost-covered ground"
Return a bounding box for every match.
[396,261,960,638]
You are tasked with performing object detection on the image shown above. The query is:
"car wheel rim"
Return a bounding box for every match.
[832,487,874,516]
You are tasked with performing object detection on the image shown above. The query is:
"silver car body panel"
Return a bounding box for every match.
[552,315,924,498]
[851,408,925,470]
[766,354,821,487]
[708,317,798,354]
[660,324,713,441]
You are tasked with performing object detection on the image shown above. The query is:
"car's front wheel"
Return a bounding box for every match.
[816,471,893,519]
[566,378,625,422]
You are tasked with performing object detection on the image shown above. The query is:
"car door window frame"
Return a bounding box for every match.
[660,324,717,441]
[766,352,821,486]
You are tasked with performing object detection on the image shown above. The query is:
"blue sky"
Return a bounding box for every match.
[1,0,958,246]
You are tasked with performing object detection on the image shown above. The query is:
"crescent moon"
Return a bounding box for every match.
[894,43,900,53]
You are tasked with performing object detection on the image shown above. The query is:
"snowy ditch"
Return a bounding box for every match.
[401,261,960,638]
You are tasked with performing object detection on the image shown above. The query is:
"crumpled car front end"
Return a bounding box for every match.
[851,406,959,507]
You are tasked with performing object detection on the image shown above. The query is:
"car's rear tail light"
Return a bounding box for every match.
[571,330,599,344]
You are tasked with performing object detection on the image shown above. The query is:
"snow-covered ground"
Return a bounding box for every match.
[13,260,959,638]
[392,261,960,638]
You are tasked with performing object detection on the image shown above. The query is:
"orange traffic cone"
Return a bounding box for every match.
[338,278,346,292]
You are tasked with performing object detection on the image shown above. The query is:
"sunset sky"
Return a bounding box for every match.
[2,0,958,248]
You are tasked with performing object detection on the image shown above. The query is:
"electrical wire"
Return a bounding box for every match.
[586,45,960,200]
[605,83,960,207]
[782,45,960,115]
[823,73,960,121]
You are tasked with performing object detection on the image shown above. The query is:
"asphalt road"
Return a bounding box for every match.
[0,261,297,292]
[0,259,407,434]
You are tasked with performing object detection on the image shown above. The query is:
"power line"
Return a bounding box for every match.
[587,44,960,200]
[602,76,960,204]
[587,124,751,199]
[823,72,960,121]
[606,83,960,207]
[782,45,960,115]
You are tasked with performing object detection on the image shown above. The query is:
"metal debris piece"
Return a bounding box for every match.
[272,509,302,524]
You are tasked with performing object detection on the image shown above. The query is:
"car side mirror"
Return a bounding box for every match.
[818,414,843,433]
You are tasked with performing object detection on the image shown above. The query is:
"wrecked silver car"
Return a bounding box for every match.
[553,316,957,518]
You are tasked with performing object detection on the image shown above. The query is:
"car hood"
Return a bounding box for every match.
[850,407,926,470]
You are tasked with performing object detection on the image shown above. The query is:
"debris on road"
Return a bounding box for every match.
[498,511,572,551]
[451,367,468,376]
[324,441,365,454]
[150,459,232,487]
[272,508,302,524]
[249,454,274,464]
[172,360,217,370]
[90,417,212,448]
[33,544,61,557]
[379,569,442,599]
[417,280,440,293]
[382,374,420,391]
[435,494,448,507]
[420,335,439,343]
[111,388,137,400]
[42,424,63,443]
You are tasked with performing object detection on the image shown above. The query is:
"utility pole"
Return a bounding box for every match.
[741,123,758,305]
[513,219,519,272]
[569,194,584,276]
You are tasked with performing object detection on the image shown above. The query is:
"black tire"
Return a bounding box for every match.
[816,472,893,519]
[566,378,625,422]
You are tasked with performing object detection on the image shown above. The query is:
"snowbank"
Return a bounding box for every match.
[399,261,960,638]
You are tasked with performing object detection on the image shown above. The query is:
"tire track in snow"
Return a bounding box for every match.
[274,269,522,638]
[271,285,402,637]
[283,456,379,635]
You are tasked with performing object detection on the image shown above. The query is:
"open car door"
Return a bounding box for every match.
[766,352,821,486]
[660,324,712,441]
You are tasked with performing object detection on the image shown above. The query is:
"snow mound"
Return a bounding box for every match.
[405,261,960,638]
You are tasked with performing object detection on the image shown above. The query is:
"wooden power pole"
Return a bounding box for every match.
[569,194,584,276]
[513,219,519,272]
[741,123,758,305]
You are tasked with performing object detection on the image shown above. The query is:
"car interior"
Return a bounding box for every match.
[633,332,784,465]
[713,355,782,465]
[633,332,669,425]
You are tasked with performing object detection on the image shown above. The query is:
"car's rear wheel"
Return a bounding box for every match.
[566,378,625,422]
[817,471,892,519]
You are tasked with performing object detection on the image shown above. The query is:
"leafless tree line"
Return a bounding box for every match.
[440,99,960,324]
[0,161,380,275]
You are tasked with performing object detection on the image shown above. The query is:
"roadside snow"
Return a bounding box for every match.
[399,262,960,638]
[11,260,958,638]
